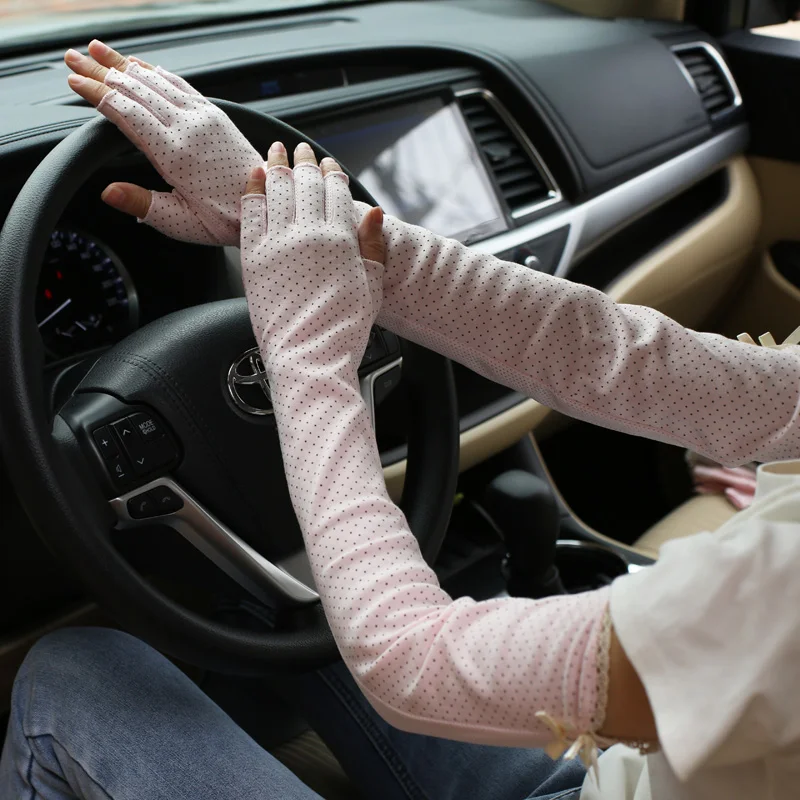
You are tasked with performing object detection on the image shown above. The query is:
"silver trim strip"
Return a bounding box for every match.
[455,88,562,220]
[470,124,748,278]
[671,41,743,115]
[360,356,403,429]
[111,477,319,606]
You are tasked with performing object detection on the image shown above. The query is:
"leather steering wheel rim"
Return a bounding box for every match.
[0,101,459,674]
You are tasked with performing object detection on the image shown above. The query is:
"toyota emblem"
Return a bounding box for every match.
[227,347,273,416]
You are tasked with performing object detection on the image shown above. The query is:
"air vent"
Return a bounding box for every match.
[672,43,741,118]
[457,90,558,217]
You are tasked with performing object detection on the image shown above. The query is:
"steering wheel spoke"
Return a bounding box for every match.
[111,477,319,607]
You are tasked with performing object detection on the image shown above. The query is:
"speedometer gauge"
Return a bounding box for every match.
[36,230,138,358]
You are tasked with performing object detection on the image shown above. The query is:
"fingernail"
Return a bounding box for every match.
[67,74,84,87]
[270,141,286,154]
[320,157,336,168]
[90,39,109,54]
[101,186,124,205]
[374,207,384,225]
[295,142,312,153]
[65,48,81,60]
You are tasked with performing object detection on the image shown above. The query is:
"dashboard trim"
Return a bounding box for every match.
[454,88,563,220]
[469,124,749,279]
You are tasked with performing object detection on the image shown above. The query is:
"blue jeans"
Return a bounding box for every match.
[0,628,585,799]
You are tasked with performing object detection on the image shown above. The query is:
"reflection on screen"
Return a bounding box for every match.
[308,98,507,242]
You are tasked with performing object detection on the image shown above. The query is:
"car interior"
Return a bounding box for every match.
[2,0,800,795]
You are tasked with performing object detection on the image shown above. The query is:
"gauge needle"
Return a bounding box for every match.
[37,297,72,328]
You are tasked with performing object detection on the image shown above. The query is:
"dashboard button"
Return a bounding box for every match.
[92,426,120,461]
[148,485,184,514]
[128,412,165,442]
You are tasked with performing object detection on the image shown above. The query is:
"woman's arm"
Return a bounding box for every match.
[66,44,800,467]
[238,145,656,754]
[365,209,800,467]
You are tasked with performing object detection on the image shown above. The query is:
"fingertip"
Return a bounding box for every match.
[372,206,384,226]
[67,73,84,88]
[101,184,125,207]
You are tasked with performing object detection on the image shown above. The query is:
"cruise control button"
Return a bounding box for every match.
[92,426,120,461]
[127,492,158,519]
[148,485,184,514]
[128,412,165,442]
[111,418,136,442]
[373,365,402,406]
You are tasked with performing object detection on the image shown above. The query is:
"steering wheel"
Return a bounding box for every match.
[0,102,459,674]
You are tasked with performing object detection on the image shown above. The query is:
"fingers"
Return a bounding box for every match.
[101,182,153,219]
[244,166,266,197]
[293,141,318,168]
[293,142,323,224]
[66,73,112,107]
[266,141,288,169]
[266,143,295,233]
[87,39,133,73]
[64,47,112,83]
[241,167,268,249]
[320,156,342,177]
[357,207,386,264]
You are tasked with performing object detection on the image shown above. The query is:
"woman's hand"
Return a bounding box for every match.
[64,41,386,260]
[239,140,385,364]
[65,39,262,245]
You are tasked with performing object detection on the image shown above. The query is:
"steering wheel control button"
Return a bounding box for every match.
[111,418,136,442]
[127,491,158,519]
[374,365,402,406]
[92,426,120,461]
[128,412,164,442]
[148,485,184,514]
[381,330,401,355]
[361,329,388,367]
[107,454,132,486]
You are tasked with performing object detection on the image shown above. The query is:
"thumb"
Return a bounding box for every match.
[358,206,386,264]
[240,165,268,252]
[101,182,152,219]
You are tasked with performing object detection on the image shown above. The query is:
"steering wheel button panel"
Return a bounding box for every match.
[128,412,165,441]
[374,365,402,406]
[92,425,120,461]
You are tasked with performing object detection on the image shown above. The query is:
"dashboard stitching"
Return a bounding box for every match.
[99,352,266,534]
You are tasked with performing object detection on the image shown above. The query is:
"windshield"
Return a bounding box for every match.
[0,0,373,52]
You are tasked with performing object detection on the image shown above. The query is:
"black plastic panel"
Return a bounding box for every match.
[723,29,800,163]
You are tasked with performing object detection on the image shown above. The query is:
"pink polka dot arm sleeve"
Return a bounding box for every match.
[240,165,611,749]
[355,206,800,466]
[97,63,263,245]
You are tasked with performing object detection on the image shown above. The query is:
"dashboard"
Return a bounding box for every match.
[0,0,752,478]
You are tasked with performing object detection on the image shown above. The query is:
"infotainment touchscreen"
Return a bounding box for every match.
[305,96,508,243]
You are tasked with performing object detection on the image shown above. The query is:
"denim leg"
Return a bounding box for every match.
[292,661,587,800]
[0,627,322,800]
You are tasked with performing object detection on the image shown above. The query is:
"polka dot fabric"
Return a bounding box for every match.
[240,165,611,749]
[354,203,800,467]
[98,63,263,245]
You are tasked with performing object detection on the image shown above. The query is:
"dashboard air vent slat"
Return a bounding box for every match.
[672,43,740,119]
[457,92,556,216]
